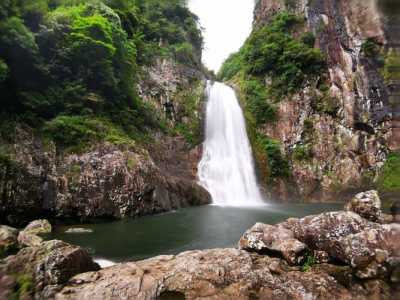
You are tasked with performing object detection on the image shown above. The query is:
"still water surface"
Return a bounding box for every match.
[49,203,342,263]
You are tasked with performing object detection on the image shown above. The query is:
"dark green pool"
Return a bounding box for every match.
[48,203,342,263]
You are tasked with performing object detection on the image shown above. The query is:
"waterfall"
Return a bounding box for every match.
[198,81,264,205]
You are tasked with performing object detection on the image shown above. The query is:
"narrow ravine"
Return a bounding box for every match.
[198,82,264,205]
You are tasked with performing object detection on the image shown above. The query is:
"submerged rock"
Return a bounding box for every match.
[238,223,307,265]
[344,190,381,222]
[65,228,93,234]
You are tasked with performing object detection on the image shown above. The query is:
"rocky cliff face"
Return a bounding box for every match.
[253,0,399,202]
[0,59,211,226]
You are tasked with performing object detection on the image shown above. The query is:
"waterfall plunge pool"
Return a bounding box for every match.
[48,203,342,264]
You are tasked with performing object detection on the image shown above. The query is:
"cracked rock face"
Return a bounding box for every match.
[0,240,99,299]
[56,249,358,300]
[238,223,307,265]
[345,190,382,222]
[253,0,397,202]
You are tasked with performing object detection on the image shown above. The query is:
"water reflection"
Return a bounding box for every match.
[49,203,342,262]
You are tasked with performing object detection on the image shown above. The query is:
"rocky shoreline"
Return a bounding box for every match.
[1,190,399,299]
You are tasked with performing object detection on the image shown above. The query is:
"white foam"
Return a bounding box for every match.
[94,258,116,268]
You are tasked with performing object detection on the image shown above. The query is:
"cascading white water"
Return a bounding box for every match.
[198,81,264,205]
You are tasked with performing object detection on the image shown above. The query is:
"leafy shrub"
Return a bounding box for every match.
[293,144,312,161]
[217,51,244,81]
[301,254,316,272]
[220,12,326,97]
[383,50,400,82]
[242,78,277,124]
[300,32,316,47]
[361,38,380,57]
[257,135,290,178]
[11,274,33,300]
[43,115,134,152]
[378,152,400,193]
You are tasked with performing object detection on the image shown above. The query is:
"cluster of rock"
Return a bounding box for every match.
[0,220,99,299]
[1,191,399,299]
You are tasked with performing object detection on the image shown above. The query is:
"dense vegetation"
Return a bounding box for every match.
[378,152,400,193]
[219,12,326,180]
[0,0,203,151]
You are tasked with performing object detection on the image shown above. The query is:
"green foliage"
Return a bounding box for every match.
[219,12,326,97]
[300,32,316,47]
[217,51,244,82]
[0,0,203,151]
[11,274,33,300]
[361,38,380,58]
[174,81,204,146]
[172,42,196,65]
[293,144,312,161]
[301,254,316,272]
[257,135,290,178]
[382,50,400,82]
[378,152,400,193]
[310,90,339,117]
[42,115,134,152]
[242,78,277,124]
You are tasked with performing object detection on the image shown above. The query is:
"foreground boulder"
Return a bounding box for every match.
[238,223,307,265]
[344,190,381,222]
[239,191,400,281]
[17,219,52,248]
[0,240,99,299]
[56,249,351,300]
[56,248,399,300]
[23,219,52,235]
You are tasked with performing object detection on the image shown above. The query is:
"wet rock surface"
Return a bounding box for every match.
[0,240,99,299]
[345,190,382,222]
[238,223,307,265]
[23,219,52,235]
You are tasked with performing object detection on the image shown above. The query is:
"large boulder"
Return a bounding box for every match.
[56,248,394,300]
[0,225,19,256]
[279,211,379,257]
[1,240,99,299]
[272,210,400,280]
[336,224,400,279]
[344,190,382,222]
[17,230,44,248]
[17,219,52,248]
[238,223,307,265]
[23,219,52,235]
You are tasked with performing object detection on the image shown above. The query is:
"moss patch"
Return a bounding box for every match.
[10,274,33,300]
[378,152,400,193]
